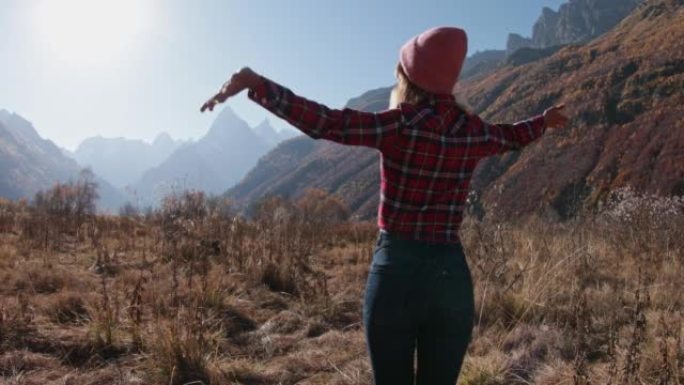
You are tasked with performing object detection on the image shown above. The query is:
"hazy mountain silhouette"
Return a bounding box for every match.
[130,105,272,206]
[0,109,126,211]
[227,0,684,219]
[253,119,299,146]
[71,133,184,188]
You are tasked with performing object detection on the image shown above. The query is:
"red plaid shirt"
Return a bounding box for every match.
[248,76,547,244]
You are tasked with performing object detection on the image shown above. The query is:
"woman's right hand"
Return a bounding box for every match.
[543,104,569,129]
[200,67,261,113]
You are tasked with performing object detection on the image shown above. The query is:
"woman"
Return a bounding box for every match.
[201,26,568,385]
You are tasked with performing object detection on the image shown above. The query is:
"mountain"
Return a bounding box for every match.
[506,34,535,56]
[253,119,299,146]
[71,133,183,188]
[504,45,565,67]
[472,0,643,81]
[459,49,507,80]
[131,106,271,205]
[227,0,684,220]
[464,0,684,219]
[0,109,126,211]
[506,0,642,52]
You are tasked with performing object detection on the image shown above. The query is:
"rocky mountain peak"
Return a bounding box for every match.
[152,132,175,147]
[507,0,642,53]
[254,118,276,134]
[0,110,126,209]
[254,119,283,145]
[506,34,534,56]
[204,105,252,141]
[0,109,10,124]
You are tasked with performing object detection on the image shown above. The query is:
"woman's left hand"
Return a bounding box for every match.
[201,67,261,113]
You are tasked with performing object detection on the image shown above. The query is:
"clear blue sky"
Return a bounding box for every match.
[0,0,566,150]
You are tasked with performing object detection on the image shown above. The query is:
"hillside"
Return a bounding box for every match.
[0,110,126,211]
[228,0,684,219]
[253,119,299,146]
[467,0,684,218]
[226,88,389,217]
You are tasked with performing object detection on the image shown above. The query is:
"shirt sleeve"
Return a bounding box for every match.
[464,113,547,155]
[247,76,403,150]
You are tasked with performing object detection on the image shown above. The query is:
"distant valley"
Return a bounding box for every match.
[0,107,297,211]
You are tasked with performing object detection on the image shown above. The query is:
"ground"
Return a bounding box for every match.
[0,190,682,384]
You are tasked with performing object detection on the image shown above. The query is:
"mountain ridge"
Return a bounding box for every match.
[507,0,642,52]
[130,105,273,206]
[71,134,184,189]
[226,0,684,220]
[0,109,126,211]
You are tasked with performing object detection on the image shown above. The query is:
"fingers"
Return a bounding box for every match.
[200,98,219,113]
[550,115,569,129]
[555,107,568,120]
[200,92,225,113]
[201,93,214,112]
[200,99,212,113]
[200,101,209,113]
[200,70,250,113]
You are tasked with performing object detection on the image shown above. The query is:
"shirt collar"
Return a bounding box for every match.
[426,93,456,106]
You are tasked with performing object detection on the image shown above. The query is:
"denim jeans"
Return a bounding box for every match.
[363,231,475,385]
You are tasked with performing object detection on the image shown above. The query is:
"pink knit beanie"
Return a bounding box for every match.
[399,27,468,95]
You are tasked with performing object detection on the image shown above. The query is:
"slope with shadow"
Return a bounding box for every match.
[466,0,684,218]
[226,87,390,218]
[0,110,126,211]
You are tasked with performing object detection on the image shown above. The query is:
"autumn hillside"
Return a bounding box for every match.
[466,0,684,218]
[227,0,684,220]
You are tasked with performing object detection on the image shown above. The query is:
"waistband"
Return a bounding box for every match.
[377,229,463,251]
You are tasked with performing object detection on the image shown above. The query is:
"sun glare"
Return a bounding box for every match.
[32,0,152,68]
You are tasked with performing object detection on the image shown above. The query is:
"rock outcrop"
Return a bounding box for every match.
[507,0,642,53]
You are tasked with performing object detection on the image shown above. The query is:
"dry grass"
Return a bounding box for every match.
[0,189,682,384]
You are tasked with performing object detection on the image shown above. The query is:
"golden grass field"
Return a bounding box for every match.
[0,187,682,385]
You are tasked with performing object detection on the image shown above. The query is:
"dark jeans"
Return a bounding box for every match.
[363,231,475,385]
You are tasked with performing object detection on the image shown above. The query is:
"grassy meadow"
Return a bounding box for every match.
[0,185,682,385]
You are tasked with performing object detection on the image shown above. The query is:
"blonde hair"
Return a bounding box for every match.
[389,63,473,114]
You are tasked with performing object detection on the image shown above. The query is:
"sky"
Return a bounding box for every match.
[0,0,567,150]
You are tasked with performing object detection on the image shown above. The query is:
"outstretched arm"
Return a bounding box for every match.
[465,105,568,155]
[201,67,403,150]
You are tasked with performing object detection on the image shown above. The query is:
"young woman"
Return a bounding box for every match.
[201,26,568,385]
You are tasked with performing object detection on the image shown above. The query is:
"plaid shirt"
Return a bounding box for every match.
[248,76,547,243]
